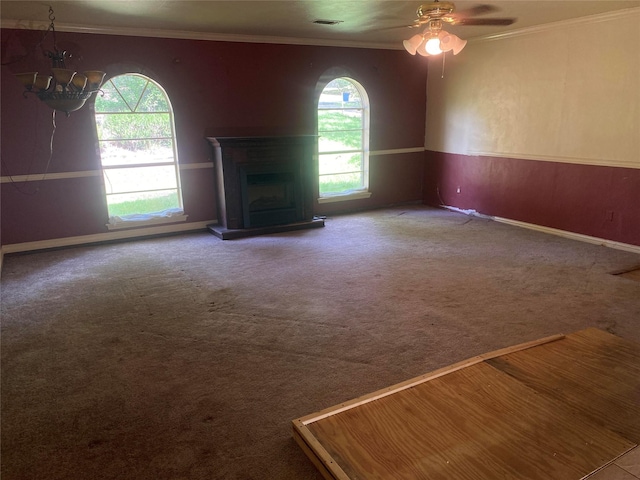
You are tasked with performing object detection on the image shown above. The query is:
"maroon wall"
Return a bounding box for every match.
[423,151,640,246]
[1,28,428,246]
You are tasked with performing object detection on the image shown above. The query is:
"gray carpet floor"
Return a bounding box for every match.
[2,206,639,479]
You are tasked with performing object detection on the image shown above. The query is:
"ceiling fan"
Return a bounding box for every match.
[401,1,516,56]
[412,1,516,27]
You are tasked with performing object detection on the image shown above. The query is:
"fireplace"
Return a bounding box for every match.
[206,135,323,239]
[241,167,300,227]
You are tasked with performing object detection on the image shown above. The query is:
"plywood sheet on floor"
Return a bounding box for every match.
[487,328,640,443]
[613,267,640,283]
[293,329,640,480]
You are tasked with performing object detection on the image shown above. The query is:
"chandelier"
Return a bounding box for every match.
[14,7,105,116]
[403,19,467,57]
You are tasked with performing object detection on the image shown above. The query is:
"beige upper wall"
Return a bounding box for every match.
[425,8,640,169]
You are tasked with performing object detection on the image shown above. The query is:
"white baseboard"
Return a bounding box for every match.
[442,205,640,255]
[0,220,217,257]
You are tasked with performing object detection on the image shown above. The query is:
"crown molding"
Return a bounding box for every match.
[472,6,640,43]
[0,18,398,50]
[3,7,638,50]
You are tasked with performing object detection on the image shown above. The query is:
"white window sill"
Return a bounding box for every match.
[106,213,188,231]
[317,191,372,204]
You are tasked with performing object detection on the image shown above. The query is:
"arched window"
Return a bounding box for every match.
[317,77,370,201]
[94,73,185,229]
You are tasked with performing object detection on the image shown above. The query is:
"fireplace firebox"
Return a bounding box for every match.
[206,135,324,239]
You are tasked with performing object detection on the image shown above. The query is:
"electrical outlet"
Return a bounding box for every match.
[606,210,614,222]
[456,187,461,194]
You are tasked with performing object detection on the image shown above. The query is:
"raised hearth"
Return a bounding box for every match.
[206,135,323,239]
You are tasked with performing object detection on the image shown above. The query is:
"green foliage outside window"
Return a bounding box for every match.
[96,75,169,113]
[318,112,363,150]
[107,191,180,217]
[95,74,182,218]
[318,77,367,195]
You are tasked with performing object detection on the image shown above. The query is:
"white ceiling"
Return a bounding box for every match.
[2,1,640,49]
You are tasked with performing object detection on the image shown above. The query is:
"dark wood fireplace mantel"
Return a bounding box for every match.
[206,135,324,239]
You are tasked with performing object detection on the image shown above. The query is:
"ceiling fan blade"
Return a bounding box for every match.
[372,23,420,31]
[453,17,516,26]
[452,4,498,18]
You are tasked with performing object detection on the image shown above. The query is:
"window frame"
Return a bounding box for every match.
[93,73,186,230]
[316,76,372,204]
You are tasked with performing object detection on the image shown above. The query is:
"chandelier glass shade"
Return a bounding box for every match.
[14,7,105,116]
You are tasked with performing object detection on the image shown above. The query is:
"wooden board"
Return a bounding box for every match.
[487,328,640,443]
[293,329,640,480]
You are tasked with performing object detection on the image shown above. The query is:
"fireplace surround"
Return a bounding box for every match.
[206,135,324,239]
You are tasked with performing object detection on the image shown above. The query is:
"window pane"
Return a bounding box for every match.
[96,113,171,140]
[319,173,363,195]
[319,153,362,175]
[103,165,178,195]
[112,75,148,111]
[317,76,368,198]
[99,139,174,167]
[138,84,170,112]
[96,74,183,220]
[319,78,362,108]
[106,190,179,216]
[318,109,362,131]
[319,131,362,153]
[95,84,130,113]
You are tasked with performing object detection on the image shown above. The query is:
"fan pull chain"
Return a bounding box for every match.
[441,52,446,79]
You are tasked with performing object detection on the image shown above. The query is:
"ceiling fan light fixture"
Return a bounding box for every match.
[439,32,466,55]
[452,37,467,55]
[404,28,466,57]
[415,40,430,57]
[425,37,442,55]
[402,0,512,59]
[403,33,424,55]
[439,32,454,51]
